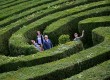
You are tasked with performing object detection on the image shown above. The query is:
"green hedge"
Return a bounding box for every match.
[78,16,110,47]
[0,41,83,73]
[59,34,70,44]
[65,27,110,80]
[0,0,55,20]
[0,27,110,80]
[64,60,110,80]
[44,5,110,46]
[0,0,78,55]
[0,0,68,27]
[0,0,15,6]
[9,0,108,55]
[0,0,30,10]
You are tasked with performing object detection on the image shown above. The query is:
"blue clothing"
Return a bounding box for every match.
[43,39,53,50]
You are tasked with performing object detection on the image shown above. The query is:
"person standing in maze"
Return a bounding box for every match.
[74,30,84,41]
[43,35,53,50]
[36,31,44,51]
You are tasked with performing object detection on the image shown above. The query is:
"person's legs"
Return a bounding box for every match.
[40,44,44,52]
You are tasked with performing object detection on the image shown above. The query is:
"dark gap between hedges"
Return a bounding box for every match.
[7,0,98,55]
[0,0,57,21]
[0,0,16,7]
[104,77,110,80]
[0,0,31,10]
[0,0,67,27]
[0,44,82,73]
[0,0,108,73]
[82,21,110,48]
[2,0,94,55]
[6,7,110,56]
[27,1,109,47]
[0,0,103,27]
[28,51,110,80]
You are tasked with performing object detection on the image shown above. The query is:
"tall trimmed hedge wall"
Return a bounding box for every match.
[0,41,83,73]
[0,0,110,80]
[0,27,110,80]
[64,27,110,80]
[78,16,110,47]
[44,5,110,45]
[0,0,77,55]
[0,0,94,55]
[9,1,110,55]
[64,60,110,80]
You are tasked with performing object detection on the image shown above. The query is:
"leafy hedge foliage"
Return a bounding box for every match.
[9,0,108,55]
[0,41,83,73]
[64,60,110,80]
[65,27,110,80]
[0,39,110,80]
[78,16,110,47]
[59,34,70,44]
[0,0,54,20]
[0,0,15,6]
[44,4,110,45]
[0,0,68,27]
[0,27,110,80]
[0,0,78,55]
[0,0,31,10]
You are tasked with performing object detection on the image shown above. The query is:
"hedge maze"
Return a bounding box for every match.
[0,0,110,80]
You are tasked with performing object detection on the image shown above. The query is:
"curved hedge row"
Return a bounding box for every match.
[0,0,68,27]
[64,27,110,80]
[0,0,30,10]
[78,16,110,47]
[0,0,55,20]
[0,27,110,80]
[44,5,110,45]
[65,60,110,80]
[0,41,83,73]
[8,0,108,56]
[0,0,77,55]
[0,0,110,79]
[0,0,16,6]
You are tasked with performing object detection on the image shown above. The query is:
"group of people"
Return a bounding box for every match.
[31,31,53,52]
[31,30,84,52]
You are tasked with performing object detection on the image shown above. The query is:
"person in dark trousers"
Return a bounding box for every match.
[43,35,53,50]
[36,31,44,45]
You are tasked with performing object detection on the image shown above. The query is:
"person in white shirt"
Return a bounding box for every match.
[36,31,44,51]
[36,31,44,45]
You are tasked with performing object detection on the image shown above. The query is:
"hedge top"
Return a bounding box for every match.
[0,27,110,80]
[79,16,110,23]
[64,60,110,80]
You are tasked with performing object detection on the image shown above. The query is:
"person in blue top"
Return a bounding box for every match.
[43,35,53,50]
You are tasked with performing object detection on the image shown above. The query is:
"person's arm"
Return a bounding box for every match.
[49,40,53,48]
[41,35,44,44]
[80,30,84,38]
